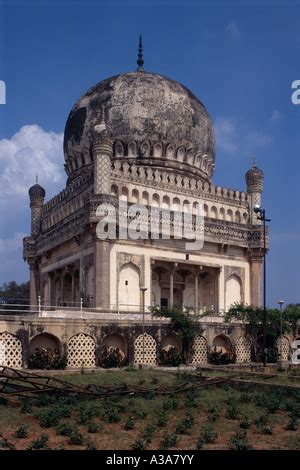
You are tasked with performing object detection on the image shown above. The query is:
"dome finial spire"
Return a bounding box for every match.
[35,172,38,184]
[137,34,144,71]
[253,155,256,167]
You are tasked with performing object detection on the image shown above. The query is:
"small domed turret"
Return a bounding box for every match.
[28,178,45,237]
[245,158,264,194]
[29,183,46,200]
[245,158,264,225]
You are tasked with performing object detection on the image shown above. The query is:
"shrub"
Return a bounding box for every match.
[226,404,240,420]
[133,409,148,420]
[0,397,8,406]
[142,425,156,444]
[196,437,204,449]
[86,438,97,450]
[159,347,181,367]
[68,429,84,445]
[37,402,71,428]
[209,348,235,365]
[77,405,97,425]
[254,414,269,429]
[124,417,135,430]
[267,397,281,414]
[285,416,298,431]
[239,417,250,429]
[55,422,74,436]
[20,399,32,414]
[199,425,218,444]
[162,397,179,412]
[228,429,252,451]
[102,409,121,423]
[254,393,269,408]
[99,346,126,368]
[157,413,167,427]
[27,434,49,450]
[159,434,178,449]
[35,394,56,407]
[36,410,60,428]
[15,425,28,439]
[207,405,220,422]
[87,421,101,433]
[207,412,219,422]
[131,439,146,450]
[176,415,194,435]
[28,348,66,370]
[261,426,273,435]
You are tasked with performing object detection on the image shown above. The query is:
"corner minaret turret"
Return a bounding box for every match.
[93,107,113,196]
[245,157,264,225]
[29,179,45,237]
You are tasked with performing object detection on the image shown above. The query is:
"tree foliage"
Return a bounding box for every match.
[150,306,199,363]
[0,281,30,307]
[224,303,300,362]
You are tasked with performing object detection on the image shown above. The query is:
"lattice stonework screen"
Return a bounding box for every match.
[134,333,157,365]
[191,335,208,364]
[0,332,22,368]
[235,336,251,363]
[67,333,96,368]
[276,336,290,361]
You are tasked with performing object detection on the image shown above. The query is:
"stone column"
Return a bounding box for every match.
[169,271,174,307]
[29,261,38,312]
[194,275,199,313]
[71,272,75,306]
[92,121,113,196]
[94,239,111,310]
[249,250,263,307]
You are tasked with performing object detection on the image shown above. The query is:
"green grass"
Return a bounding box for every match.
[0,368,299,450]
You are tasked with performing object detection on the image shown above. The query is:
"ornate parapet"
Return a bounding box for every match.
[111,160,249,207]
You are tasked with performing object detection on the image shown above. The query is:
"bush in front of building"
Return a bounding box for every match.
[28,348,67,370]
[99,345,126,368]
[209,347,236,365]
[159,346,181,366]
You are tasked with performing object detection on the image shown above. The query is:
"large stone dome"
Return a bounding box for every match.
[64,71,215,182]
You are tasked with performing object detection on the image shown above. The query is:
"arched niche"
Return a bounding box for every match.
[29,333,61,355]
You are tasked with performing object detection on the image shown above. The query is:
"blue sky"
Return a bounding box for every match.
[0,0,299,307]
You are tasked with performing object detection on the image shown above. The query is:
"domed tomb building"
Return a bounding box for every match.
[24,68,266,315]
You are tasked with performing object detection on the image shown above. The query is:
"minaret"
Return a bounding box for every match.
[245,157,264,225]
[28,176,45,237]
[93,106,113,196]
[92,107,114,311]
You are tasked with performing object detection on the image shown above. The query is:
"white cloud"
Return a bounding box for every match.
[225,21,241,39]
[214,117,238,153]
[245,130,273,147]
[0,125,65,283]
[0,233,27,284]
[271,110,281,121]
[215,116,273,155]
[0,124,65,198]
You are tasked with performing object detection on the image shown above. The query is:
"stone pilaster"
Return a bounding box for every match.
[249,250,263,307]
[93,239,111,309]
[28,260,38,312]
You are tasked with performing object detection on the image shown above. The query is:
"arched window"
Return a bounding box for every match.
[119,263,140,311]
[225,275,242,311]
